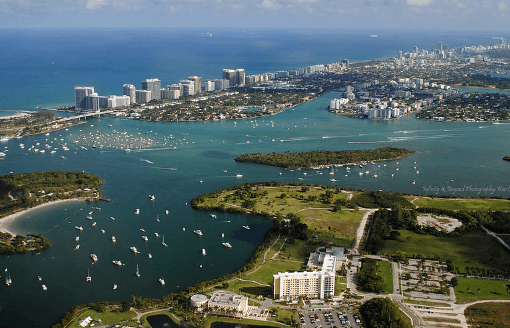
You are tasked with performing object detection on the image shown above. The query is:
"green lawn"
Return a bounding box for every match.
[412,197,510,211]
[204,316,289,328]
[245,260,302,285]
[377,260,394,295]
[403,300,452,307]
[336,276,348,295]
[455,277,510,304]
[268,307,295,325]
[225,279,273,299]
[275,238,317,262]
[382,230,510,273]
[70,309,136,327]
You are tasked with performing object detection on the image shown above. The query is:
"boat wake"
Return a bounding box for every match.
[130,147,177,152]
[139,158,154,164]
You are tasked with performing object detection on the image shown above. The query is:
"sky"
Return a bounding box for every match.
[0,0,509,30]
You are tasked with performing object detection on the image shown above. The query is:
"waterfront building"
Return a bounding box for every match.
[207,291,249,316]
[142,78,161,101]
[190,294,209,312]
[75,86,95,111]
[214,79,229,90]
[107,95,130,108]
[88,93,100,112]
[341,58,349,68]
[204,80,215,92]
[123,84,136,104]
[135,90,151,104]
[180,80,195,96]
[235,68,245,86]
[188,76,202,94]
[161,84,181,100]
[330,98,349,110]
[223,68,245,87]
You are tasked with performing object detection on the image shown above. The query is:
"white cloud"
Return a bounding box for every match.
[499,1,507,10]
[262,0,277,9]
[86,0,108,10]
[407,0,433,6]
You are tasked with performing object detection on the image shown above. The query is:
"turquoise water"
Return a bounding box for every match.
[0,29,510,327]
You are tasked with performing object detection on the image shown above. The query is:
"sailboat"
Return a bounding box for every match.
[5,270,12,286]
[161,235,168,247]
[136,264,140,278]
[86,269,91,282]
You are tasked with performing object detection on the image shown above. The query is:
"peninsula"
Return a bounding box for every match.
[0,171,103,254]
[234,147,415,169]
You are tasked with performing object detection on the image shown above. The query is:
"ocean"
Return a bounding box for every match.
[0,28,510,327]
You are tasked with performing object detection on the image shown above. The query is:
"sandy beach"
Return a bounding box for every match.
[0,198,85,235]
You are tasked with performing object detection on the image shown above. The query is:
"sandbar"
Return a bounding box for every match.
[0,198,85,235]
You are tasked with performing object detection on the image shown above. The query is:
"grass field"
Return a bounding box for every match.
[336,276,348,295]
[465,302,510,328]
[245,260,302,285]
[454,277,510,304]
[70,309,136,328]
[411,197,510,211]
[382,230,510,272]
[224,280,272,299]
[377,260,394,295]
[275,238,317,261]
[403,300,452,307]
[204,316,289,328]
[268,307,295,325]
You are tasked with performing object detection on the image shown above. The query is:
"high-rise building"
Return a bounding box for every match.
[341,59,349,68]
[235,69,245,86]
[107,95,130,108]
[75,86,95,110]
[142,78,161,101]
[180,80,195,96]
[438,41,443,52]
[161,84,181,99]
[187,76,202,94]
[123,84,136,104]
[223,69,237,87]
[87,92,100,112]
[204,80,215,92]
[214,79,229,90]
[135,90,151,103]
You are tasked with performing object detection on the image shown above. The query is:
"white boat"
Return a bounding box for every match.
[90,254,98,262]
[154,232,159,237]
[210,214,217,218]
[222,242,232,248]
[142,236,148,241]
[136,264,140,278]
[111,216,115,220]
[243,225,250,230]
[75,226,83,231]
[236,174,243,178]
[130,246,140,254]
[113,284,117,290]
[87,216,93,220]
[92,222,96,227]
[416,171,420,174]
[135,209,140,215]
[221,233,224,238]
[148,194,155,200]
[75,236,80,242]
[161,235,168,247]
[5,273,12,286]
[38,276,42,281]
[140,228,146,233]
[148,253,152,259]
[359,172,363,176]
[330,179,337,182]
[159,278,165,285]
[42,284,47,291]
[112,260,122,266]
[112,236,116,243]
[194,230,203,236]
[373,174,378,178]
[101,229,105,234]
[412,180,416,185]
[165,210,169,215]
[182,227,185,231]
[74,245,80,251]
[202,248,206,255]
[86,269,91,282]
[60,156,65,159]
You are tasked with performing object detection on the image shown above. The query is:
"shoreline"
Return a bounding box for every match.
[0,198,87,236]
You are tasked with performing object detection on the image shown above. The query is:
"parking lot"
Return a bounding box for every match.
[297,308,362,328]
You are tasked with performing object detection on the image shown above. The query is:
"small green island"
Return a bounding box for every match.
[504,156,510,162]
[234,147,415,169]
[0,170,103,254]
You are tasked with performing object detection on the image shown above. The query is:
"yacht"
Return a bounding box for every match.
[148,194,155,200]
[194,230,203,236]
[236,174,243,178]
[75,226,83,231]
[135,209,140,215]
[142,236,148,241]
[112,236,116,243]
[182,227,185,231]
[92,222,96,227]
[42,284,47,291]
[221,233,224,238]
[210,214,217,218]
[140,228,146,233]
[165,209,169,215]
[90,254,98,263]
[154,232,159,237]
[161,236,168,247]
[159,278,165,285]
[113,284,118,290]
[243,225,250,230]
[416,171,420,174]
[5,273,12,286]
[87,216,93,220]
[412,180,416,185]
[38,276,42,281]
[101,229,105,234]
[136,265,140,278]
[148,253,152,259]
[130,246,140,254]
[75,236,80,242]
[74,245,80,251]
[222,242,232,248]
[202,248,206,256]
[112,260,122,266]
[86,269,91,282]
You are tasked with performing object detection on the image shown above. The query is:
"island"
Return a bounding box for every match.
[504,156,510,162]
[0,171,103,254]
[234,147,415,169]
[59,183,510,328]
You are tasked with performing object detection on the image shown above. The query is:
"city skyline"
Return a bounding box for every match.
[1,0,509,31]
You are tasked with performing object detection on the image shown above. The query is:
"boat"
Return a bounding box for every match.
[154,232,159,237]
[373,174,378,178]
[101,229,105,234]
[142,236,148,241]
[330,179,337,182]
[202,248,206,256]
[92,222,96,227]
[243,225,250,230]
[221,233,224,238]
[161,235,168,247]
[38,276,42,281]
[111,216,115,220]
[112,260,122,266]
[5,273,12,286]
[86,269,91,282]
[60,156,65,159]
[136,264,140,278]
[42,284,47,291]
[112,236,116,243]
[148,253,152,259]
[87,216,93,220]
[140,228,146,233]
[75,226,83,231]
[75,236,80,242]
[210,214,217,218]
[194,229,203,236]
[135,209,140,215]
[74,245,80,251]
[148,194,155,200]
[90,254,98,262]
[159,278,165,285]
[412,180,416,185]
[165,210,169,215]
[236,174,243,178]
[182,227,185,231]
[416,171,420,174]
[113,284,117,290]
[222,242,232,248]
[130,246,140,254]
[359,172,363,176]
